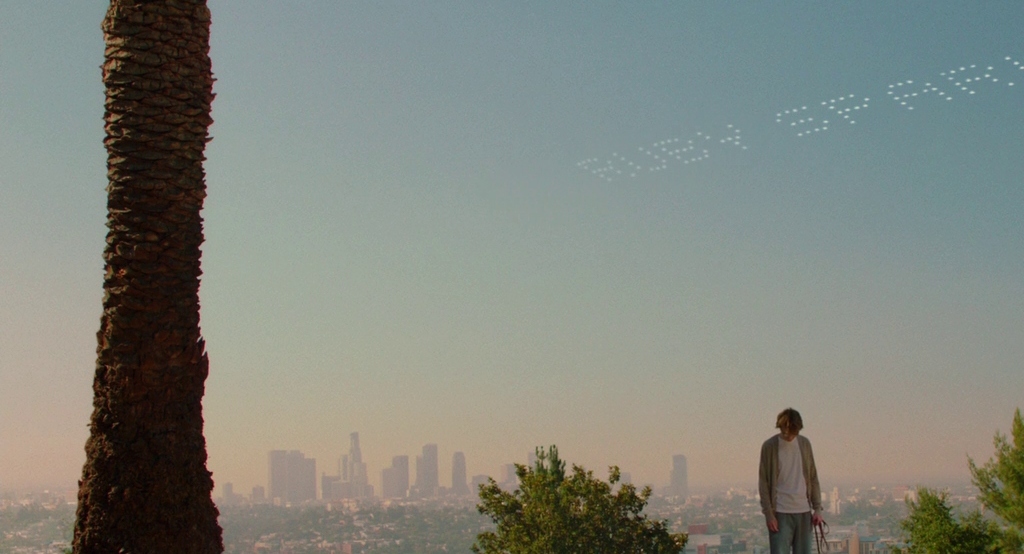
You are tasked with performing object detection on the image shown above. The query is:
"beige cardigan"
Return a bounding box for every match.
[759,434,822,520]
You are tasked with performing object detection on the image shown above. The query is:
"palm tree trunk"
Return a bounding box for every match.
[74,0,221,551]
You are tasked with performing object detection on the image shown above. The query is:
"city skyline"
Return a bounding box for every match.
[248,443,708,503]
[2,3,1022,495]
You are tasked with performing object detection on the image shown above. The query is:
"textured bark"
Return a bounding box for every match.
[74,0,222,552]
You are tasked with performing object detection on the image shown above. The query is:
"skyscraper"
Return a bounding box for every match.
[451,452,469,496]
[382,455,410,499]
[286,450,317,502]
[348,432,368,489]
[268,450,287,501]
[670,454,688,498]
[414,443,439,498]
[325,432,374,499]
[268,449,317,503]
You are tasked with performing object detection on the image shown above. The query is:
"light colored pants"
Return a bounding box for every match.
[769,512,812,554]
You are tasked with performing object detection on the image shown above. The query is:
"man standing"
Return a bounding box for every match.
[759,408,824,554]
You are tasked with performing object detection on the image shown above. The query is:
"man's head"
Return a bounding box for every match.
[776,408,803,441]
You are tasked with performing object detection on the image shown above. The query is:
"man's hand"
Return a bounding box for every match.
[812,511,824,526]
[766,515,779,533]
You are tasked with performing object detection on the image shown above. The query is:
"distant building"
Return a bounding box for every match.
[219,482,242,506]
[413,444,439,498]
[499,463,518,491]
[382,455,410,499]
[470,474,490,493]
[268,450,288,501]
[268,450,316,503]
[684,533,745,554]
[830,486,842,515]
[669,454,688,498]
[451,452,470,496]
[892,485,915,503]
[322,474,341,499]
[251,485,265,503]
[348,432,369,490]
[324,432,374,499]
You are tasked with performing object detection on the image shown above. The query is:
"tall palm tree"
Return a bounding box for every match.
[74,0,221,551]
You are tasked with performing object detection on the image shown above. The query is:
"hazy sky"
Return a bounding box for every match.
[2,2,1022,497]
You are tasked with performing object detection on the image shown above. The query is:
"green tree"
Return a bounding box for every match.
[970,408,1024,551]
[73,1,221,552]
[473,446,686,554]
[895,488,998,554]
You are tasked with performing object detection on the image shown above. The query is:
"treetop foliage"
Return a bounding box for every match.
[896,488,999,554]
[473,446,686,554]
[896,409,1024,553]
[970,407,1024,548]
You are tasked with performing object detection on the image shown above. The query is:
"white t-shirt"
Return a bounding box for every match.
[776,436,810,514]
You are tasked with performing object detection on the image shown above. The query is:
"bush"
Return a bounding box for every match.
[473,446,686,554]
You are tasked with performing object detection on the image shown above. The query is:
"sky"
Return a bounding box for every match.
[1,2,1022,498]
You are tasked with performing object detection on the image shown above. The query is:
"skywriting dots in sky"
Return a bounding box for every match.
[577,125,744,181]
[576,55,1021,182]
[777,94,868,136]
